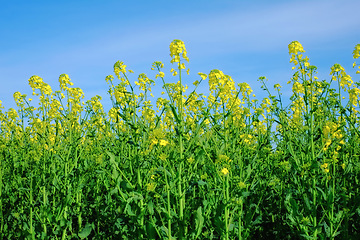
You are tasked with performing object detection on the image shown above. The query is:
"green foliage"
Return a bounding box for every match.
[0,40,360,239]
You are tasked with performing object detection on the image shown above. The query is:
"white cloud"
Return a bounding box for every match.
[42,0,359,67]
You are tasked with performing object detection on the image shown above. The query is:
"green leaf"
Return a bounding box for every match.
[125,202,136,216]
[169,104,180,124]
[197,180,207,186]
[242,191,250,198]
[195,206,204,239]
[78,223,93,239]
[147,200,154,215]
[146,222,157,240]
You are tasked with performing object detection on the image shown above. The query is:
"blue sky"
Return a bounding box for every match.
[1,0,359,113]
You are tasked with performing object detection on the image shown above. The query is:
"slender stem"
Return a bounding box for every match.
[164,166,172,239]
[238,197,243,240]
[178,60,185,238]
[224,175,230,239]
[312,177,317,238]
[29,174,35,240]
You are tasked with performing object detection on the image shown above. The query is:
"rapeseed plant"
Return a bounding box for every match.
[0,39,360,239]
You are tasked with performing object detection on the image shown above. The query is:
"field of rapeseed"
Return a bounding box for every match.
[1,40,360,239]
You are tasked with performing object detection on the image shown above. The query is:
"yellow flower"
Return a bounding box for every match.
[146,183,156,192]
[105,75,114,83]
[321,163,329,173]
[187,156,195,164]
[201,173,208,180]
[221,168,229,176]
[323,125,331,138]
[156,71,165,79]
[170,68,178,76]
[341,163,345,170]
[288,41,305,55]
[7,108,18,120]
[217,154,231,164]
[114,61,127,79]
[238,181,247,189]
[274,84,281,89]
[159,139,169,146]
[198,72,207,80]
[353,43,360,59]
[170,39,189,63]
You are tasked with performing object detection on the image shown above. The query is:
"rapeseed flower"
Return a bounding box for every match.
[201,173,208,180]
[59,74,73,91]
[238,181,247,189]
[159,139,169,146]
[170,39,189,63]
[348,88,360,106]
[187,156,195,164]
[155,71,165,79]
[114,61,127,79]
[288,41,305,56]
[198,72,207,80]
[146,182,156,192]
[221,168,229,176]
[170,68,178,76]
[321,163,329,173]
[353,43,360,59]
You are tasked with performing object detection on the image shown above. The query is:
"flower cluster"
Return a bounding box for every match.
[169,39,189,63]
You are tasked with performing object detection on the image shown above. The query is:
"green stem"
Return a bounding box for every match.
[224,175,230,239]
[238,197,243,240]
[29,174,35,240]
[178,162,184,222]
[164,166,172,239]
[312,177,317,239]
[178,61,185,239]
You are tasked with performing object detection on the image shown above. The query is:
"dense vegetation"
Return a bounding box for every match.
[1,40,360,239]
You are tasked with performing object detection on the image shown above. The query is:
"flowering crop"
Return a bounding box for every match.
[0,40,360,239]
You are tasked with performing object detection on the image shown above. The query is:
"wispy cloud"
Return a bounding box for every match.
[177,0,360,53]
[33,0,359,68]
